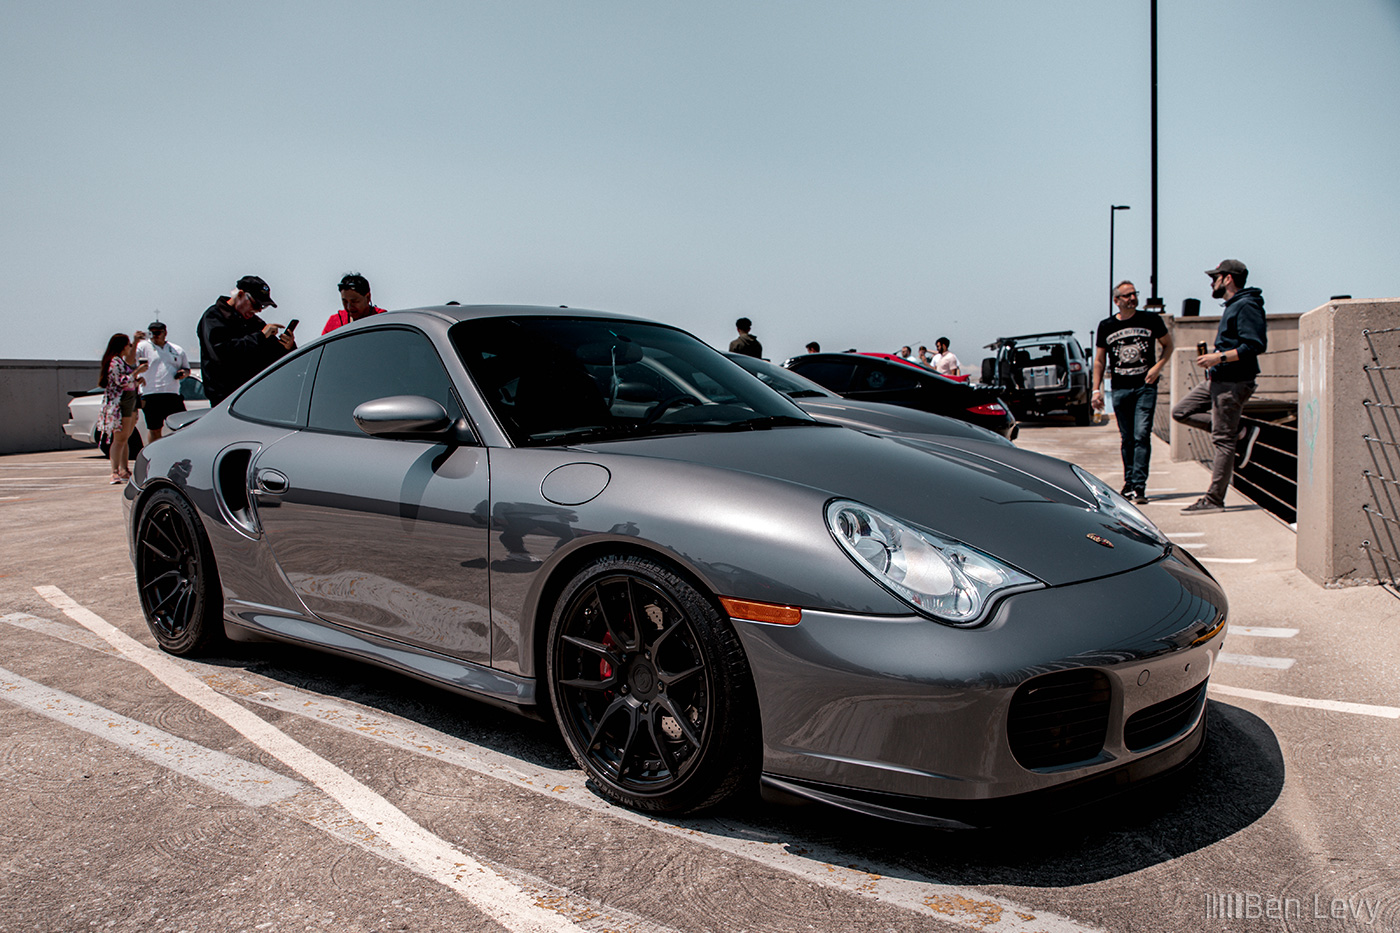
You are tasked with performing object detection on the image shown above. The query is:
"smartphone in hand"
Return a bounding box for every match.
[286,319,299,335]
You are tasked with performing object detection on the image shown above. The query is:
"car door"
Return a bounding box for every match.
[785,358,857,394]
[846,361,928,408]
[250,326,492,663]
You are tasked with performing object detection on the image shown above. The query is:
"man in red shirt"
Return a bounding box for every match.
[321,273,384,334]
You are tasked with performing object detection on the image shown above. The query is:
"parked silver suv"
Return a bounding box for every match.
[979,331,1092,425]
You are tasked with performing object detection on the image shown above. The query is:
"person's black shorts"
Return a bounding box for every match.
[142,393,186,430]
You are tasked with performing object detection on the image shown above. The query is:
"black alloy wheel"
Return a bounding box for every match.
[547,554,758,814]
[135,489,223,656]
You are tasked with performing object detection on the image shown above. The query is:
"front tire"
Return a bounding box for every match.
[546,554,759,815]
[135,489,224,656]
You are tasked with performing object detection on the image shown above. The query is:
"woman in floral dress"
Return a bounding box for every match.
[97,333,148,484]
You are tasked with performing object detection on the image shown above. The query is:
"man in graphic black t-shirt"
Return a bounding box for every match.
[1092,280,1173,503]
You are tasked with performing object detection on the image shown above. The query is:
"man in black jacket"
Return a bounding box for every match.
[1172,259,1268,513]
[197,275,296,405]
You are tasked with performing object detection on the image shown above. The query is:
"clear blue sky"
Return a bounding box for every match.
[4,1,1398,366]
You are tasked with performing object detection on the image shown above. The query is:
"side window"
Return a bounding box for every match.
[229,348,321,427]
[307,328,463,435]
[789,360,856,392]
[854,363,917,392]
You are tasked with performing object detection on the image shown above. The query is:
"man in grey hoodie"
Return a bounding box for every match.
[1172,259,1268,513]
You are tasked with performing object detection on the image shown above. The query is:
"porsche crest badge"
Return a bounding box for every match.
[1086,532,1114,548]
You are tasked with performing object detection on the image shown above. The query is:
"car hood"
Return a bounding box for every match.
[579,425,1165,586]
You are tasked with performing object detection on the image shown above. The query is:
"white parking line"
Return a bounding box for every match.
[1210,684,1400,719]
[1219,652,1295,670]
[1168,532,1206,538]
[34,586,590,933]
[1199,558,1258,564]
[12,598,1100,933]
[0,665,304,806]
[1178,542,1207,549]
[2,611,120,654]
[1232,627,1299,638]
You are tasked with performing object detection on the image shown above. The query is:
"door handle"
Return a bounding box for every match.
[255,469,289,495]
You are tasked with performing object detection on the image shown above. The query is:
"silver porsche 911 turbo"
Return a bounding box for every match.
[125,305,1227,827]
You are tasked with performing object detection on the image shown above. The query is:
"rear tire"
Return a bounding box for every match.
[134,489,224,656]
[546,554,759,815]
[1070,403,1092,426]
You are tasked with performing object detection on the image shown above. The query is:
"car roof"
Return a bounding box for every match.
[377,304,656,325]
[789,352,963,385]
[985,331,1083,349]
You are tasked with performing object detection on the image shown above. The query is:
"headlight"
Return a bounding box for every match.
[826,500,1040,625]
[1072,464,1169,545]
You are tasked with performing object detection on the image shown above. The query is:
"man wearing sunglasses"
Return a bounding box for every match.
[1092,279,1172,504]
[1171,259,1267,514]
[197,274,296,405]
[321,272,384,334]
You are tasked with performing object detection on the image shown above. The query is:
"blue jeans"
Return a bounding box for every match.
[1109,382,1158,491]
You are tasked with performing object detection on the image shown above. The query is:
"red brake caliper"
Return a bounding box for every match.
[600,632,615,690]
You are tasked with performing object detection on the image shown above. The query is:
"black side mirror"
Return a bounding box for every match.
[353,395,459,441]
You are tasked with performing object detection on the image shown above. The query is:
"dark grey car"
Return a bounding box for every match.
[126,305,1227,827]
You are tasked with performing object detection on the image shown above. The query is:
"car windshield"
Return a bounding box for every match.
[725,353,833,398]
[452,317,818,446]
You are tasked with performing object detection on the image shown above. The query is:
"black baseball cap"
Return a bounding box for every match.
[236,275,277,309]
[338,273,371,295]
[1204,259,1248,279]
[147,321,166,332]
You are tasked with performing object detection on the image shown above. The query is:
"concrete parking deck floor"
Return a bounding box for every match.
[2,428,1398,933]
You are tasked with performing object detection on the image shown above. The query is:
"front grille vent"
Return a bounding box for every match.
[1007,670,1111,769]
[1124,682,1207,751]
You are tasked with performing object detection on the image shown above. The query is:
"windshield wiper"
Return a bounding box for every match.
[709,415,825,431]
[526,424,642,445]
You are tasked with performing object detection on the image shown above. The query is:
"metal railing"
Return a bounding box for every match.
[1157,347,1299,523]
[1362,327,1400,590]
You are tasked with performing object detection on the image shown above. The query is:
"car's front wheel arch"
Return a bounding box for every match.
[529,539,729,689]
[540,548,761,815]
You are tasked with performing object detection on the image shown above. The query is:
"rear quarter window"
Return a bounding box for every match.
[788,360,856,392]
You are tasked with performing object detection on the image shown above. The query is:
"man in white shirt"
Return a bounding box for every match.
[136,321,190,441]
[928,337,960,376]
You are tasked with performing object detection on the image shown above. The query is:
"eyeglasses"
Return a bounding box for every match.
[1116,290,1139,300]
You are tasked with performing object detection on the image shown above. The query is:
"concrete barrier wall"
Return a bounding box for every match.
[0,359,104,455]
[1296,299,1400,586]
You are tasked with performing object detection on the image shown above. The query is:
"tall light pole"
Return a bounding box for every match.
[1148,0,1160,310]
[1110,204,1131,302]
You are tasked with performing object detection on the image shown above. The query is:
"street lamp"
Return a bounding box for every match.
[1110,204,1131,303]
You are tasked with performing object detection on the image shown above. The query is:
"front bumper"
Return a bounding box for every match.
[730,550,1225,819]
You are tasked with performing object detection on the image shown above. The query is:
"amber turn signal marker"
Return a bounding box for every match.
[1192,617,1227,646]
[719,597,802,626]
